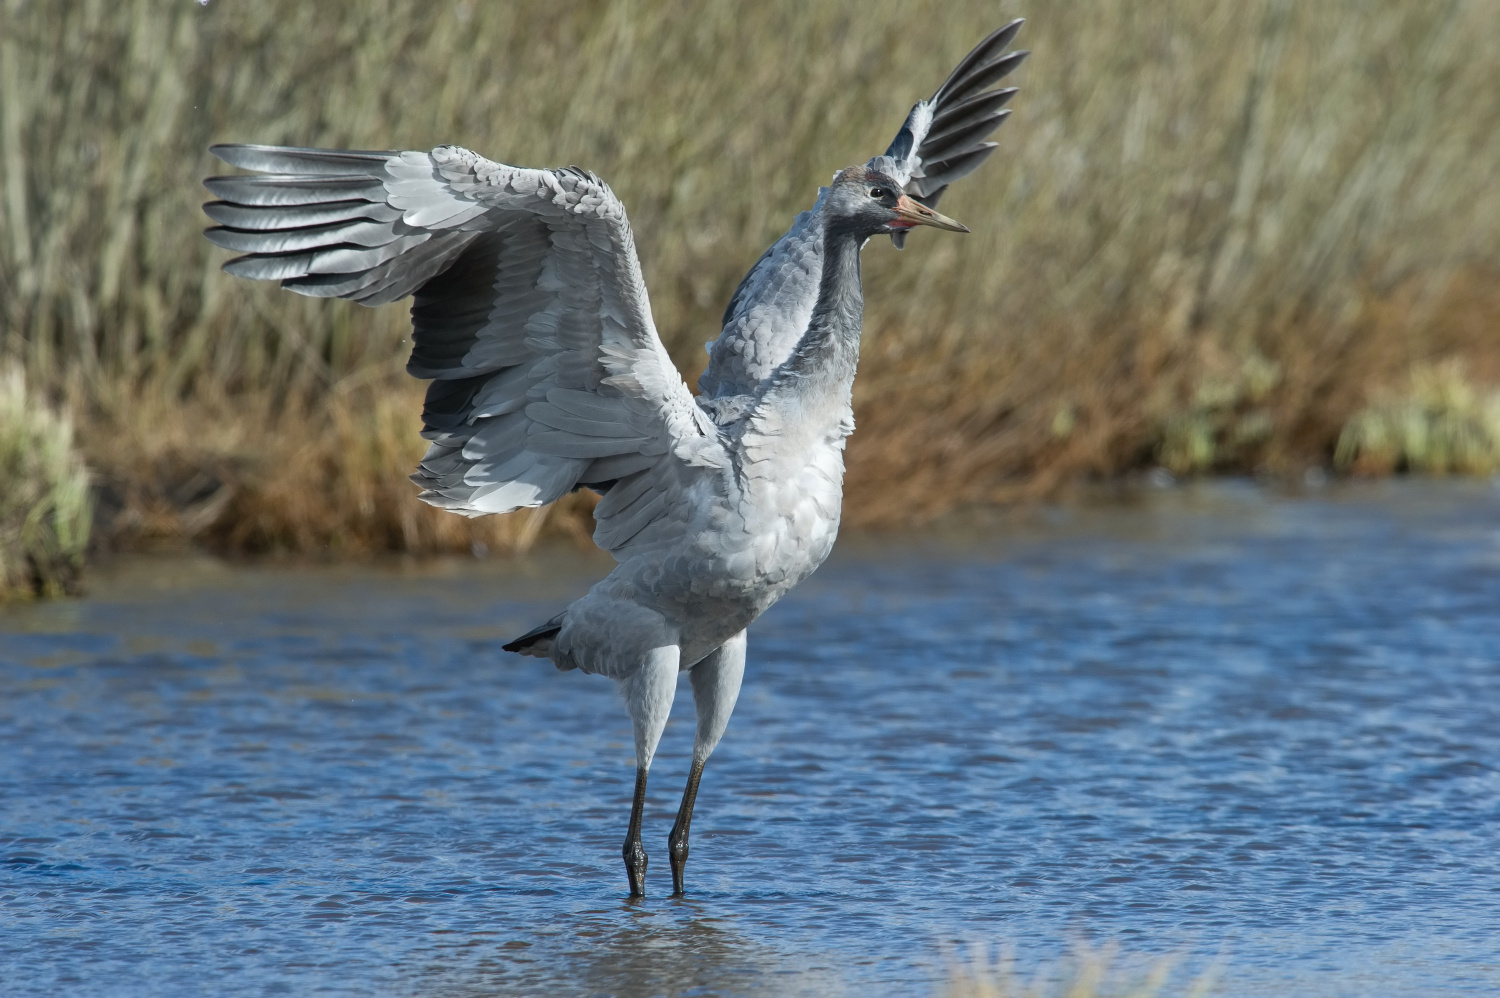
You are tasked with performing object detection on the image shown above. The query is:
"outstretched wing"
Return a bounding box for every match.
[699,19,1026,397]
[875,17,1027,245]
[203,144,727,559]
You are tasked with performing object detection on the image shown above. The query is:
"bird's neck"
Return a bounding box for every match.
[780,227,865,395]
[744,226,864,447]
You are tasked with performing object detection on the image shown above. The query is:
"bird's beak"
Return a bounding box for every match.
[892,195,969,233]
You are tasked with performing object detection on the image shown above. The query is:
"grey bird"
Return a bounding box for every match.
[202,19,1025,897]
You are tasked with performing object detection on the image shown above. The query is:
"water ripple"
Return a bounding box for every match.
[2,483,1499,996]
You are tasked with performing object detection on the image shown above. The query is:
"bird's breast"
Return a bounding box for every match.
[620,417,850,662]
[699,432,846,600]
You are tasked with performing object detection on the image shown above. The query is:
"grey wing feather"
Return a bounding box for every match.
[210,144,398,174]
[700,20,1025,395]
[203,143,727,561]
[202,175,389,206]
[202,199,403,230]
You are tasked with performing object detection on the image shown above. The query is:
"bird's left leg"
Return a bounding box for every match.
[669,630,746,896]
[619,644,680,897]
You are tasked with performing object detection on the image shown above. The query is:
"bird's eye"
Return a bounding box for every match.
[869,187,888,199]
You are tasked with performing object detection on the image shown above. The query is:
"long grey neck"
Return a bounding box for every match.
[741,225,866,457]
[768,227,864,401]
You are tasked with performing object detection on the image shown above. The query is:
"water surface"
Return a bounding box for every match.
[3,482,1499,996]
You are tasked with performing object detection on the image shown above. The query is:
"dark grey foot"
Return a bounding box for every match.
[623,834,648,897]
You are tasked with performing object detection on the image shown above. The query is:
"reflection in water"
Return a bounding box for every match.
[2,482,1499,997]
[420,902,836,998]
[570,906,773,998]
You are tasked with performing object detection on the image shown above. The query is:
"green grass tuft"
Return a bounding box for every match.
[0,365,91,598]
[1336,361,1500,475]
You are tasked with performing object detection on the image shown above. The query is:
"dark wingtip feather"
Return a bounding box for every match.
[921,108,1012,162]
[940,49,1030,108]
[930,89,1019,135]
[932,18,1025,103]
[911,143,999,198]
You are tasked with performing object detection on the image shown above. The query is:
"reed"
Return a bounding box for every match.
[0,364,90,598]
[82,372,597,556]
[2,0,1497,551]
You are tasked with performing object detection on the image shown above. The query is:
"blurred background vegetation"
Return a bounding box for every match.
[1,0,1497,588]
[0,363,90,597]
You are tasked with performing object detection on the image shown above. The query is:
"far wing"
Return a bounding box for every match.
[875,17,1027,248]
[203,144,727,560]
[699,20,1026,396]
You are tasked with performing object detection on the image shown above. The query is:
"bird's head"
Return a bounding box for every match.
[825,166,969,240]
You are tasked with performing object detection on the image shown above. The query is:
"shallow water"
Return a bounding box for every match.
[3,481,1499,997]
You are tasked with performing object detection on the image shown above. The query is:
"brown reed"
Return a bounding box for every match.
[2,0,1497,551]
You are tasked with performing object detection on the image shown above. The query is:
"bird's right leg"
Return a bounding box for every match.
[669,631,746,896]
[618,645,680,897]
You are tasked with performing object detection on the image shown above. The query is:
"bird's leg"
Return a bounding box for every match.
[669,631,746,896]
[623,766,650,897]
[668,758,705,895]
[618,644,680,897]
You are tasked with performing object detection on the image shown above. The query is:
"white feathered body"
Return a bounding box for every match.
[556,272,861,675]
[570,416,849,673]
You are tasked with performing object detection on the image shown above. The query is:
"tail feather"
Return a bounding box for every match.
[503,613,565,658]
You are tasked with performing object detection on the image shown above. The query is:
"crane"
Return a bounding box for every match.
[203,19,1026,897]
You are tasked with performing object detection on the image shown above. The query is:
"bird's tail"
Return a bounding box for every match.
[503,612,565,660]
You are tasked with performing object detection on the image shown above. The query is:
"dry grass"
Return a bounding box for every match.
[83,372,597,557]
[2,0,1498,552]
[0,364,90,597]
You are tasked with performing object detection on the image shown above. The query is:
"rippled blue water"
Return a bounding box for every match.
[3,482,1499,997]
